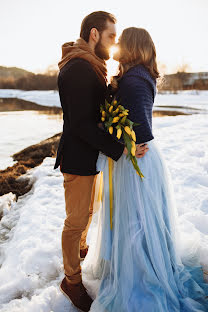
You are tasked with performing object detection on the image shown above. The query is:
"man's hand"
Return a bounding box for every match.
[123,143,149,158]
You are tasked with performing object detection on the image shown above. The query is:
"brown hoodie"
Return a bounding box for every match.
[58,38,107,85]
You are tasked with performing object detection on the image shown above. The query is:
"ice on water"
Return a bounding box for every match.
[0,111,63,170]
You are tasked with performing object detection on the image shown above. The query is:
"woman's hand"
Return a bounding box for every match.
[123,144,149,158]
[135,144,149,158]
[123,147,128,155]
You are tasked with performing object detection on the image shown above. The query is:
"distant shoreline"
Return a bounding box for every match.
[0,97,62,114]
[0,97,188,117]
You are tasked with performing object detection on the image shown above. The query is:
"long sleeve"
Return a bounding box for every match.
[118,75,154,144]
[59,60,124,161]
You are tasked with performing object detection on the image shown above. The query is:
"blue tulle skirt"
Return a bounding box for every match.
[83,139,208,312]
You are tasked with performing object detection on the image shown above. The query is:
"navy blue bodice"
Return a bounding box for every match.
[116,64,156,144]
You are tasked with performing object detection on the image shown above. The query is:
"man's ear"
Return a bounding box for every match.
[90,27,100,43]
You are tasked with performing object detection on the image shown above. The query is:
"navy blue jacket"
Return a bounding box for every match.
[116,64,156,144]
[54,58,124,175]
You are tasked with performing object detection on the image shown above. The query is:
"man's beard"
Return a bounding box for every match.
[94,38,110,60]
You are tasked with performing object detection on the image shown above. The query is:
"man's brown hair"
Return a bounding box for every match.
[80,11,116,42]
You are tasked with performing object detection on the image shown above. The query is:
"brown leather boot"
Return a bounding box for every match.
[60,277,93,312]
[80,246,89,261]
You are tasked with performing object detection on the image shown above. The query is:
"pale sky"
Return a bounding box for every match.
[1,0,208,74]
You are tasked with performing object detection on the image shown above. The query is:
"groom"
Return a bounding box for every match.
[54,11,148,312]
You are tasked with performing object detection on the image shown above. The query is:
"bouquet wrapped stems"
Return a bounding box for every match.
[100,98,144,229]
[101,99,144,179]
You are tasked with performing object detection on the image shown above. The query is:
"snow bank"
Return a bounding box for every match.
[0,159,73,311]
[0,113,208,311]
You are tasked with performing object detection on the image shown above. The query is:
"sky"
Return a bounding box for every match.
[0,0,208,74]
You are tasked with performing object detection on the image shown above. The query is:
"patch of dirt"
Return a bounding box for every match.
[0,133,61,198]
[153,110,189,117]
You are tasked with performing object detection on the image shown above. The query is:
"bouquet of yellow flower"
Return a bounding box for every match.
[100,98,144,179]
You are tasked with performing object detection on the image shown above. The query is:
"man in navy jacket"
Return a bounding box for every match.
[54,11,148,312]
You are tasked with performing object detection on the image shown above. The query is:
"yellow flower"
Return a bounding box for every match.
[119,113,124,117]
[113,100,117,105]
[121,116,127,124]
[131,140,136,148]
[117,128,122,139]
[101,117,105,122]
[109,126,113,134]
[136,171,144,178]
[112,108,120,117]
[109,105,113,113]
[102,111,106,117]
[124,126,131,135]
[123,111,129,116]
[131,146,136,156]
[112,116,120,123]
[131,130,136,142]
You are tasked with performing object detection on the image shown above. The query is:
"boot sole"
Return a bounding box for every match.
[59,284,84,312]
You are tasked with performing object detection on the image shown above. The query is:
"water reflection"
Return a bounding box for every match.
[0,110,62,170]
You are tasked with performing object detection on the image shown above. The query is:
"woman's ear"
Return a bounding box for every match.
[90,27,100,43]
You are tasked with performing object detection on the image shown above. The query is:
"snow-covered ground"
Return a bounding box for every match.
[0,111,62,170]
[0,113,208,312]
[155,90,208,114]
[1,89,208,114]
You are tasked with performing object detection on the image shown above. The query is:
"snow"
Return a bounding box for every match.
[0,112,208,311]
[0,111,62,170]
[0,159,73,312]
[155,90,208,114]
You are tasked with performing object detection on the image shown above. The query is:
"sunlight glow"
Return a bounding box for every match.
[1,0,208,73]
[107,58,119,83]
[110,45,119,58]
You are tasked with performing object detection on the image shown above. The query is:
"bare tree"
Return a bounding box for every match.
[175,63,191,73]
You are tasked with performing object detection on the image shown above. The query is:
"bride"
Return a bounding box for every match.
[83,27,208,311]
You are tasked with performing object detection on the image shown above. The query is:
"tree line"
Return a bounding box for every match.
[0,73,58,90]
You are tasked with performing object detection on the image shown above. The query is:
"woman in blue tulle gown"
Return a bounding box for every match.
[83,27,208,312]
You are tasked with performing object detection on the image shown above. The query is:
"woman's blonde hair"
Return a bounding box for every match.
[111,27,159,89]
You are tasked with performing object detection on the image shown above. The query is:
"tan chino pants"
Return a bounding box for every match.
[62,172,96,285]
